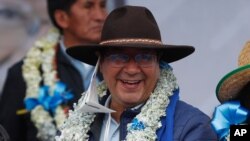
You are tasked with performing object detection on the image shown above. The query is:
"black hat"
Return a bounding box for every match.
[67,5,195,65]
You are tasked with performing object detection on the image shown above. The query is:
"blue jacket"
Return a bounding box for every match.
[88,93,218,141]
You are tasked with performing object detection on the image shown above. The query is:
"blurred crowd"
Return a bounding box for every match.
[0,0,51,94]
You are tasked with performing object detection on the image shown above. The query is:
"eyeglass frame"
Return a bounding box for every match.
[100,49,161,68]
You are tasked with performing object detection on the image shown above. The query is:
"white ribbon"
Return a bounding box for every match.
[77,57,115,113]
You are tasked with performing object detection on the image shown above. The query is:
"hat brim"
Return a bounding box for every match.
[66,44,195,66]
[216,65,250,103]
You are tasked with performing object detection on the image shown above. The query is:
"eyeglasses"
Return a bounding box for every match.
[104,53,157,68]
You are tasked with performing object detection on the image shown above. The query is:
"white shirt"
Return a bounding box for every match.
[100,96,120,141]
[100,95,144,141]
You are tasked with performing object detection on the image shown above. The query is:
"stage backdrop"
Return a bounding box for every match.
[126,0,250,116]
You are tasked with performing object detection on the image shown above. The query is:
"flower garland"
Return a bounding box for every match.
[56,67,178,141]
[22,28,70,141]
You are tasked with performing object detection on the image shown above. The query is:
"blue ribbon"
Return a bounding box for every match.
[24,81,74,113]
[130,118,145,131]
[211,101,249,141]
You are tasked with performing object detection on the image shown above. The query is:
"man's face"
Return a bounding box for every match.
[63,0,107,46]
[100,48,160,109]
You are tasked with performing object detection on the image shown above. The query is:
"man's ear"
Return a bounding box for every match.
[54,10,69,29]
[99,59,103,74]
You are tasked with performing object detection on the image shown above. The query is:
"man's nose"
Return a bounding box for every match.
[92,6,107,21]
[122,58,141,74]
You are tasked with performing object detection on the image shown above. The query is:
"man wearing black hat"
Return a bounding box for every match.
[57,5,217,141]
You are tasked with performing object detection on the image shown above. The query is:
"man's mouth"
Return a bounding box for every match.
[121,80,141,85]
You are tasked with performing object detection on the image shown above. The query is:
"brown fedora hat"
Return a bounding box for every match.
[66,5,195,66]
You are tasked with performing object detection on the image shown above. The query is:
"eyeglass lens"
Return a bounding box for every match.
[105,53,157,67]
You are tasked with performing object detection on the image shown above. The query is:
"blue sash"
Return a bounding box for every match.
[156,89,179,141]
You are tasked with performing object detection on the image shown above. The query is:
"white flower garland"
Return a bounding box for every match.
[56,67,178,141]
[22,28,67,141]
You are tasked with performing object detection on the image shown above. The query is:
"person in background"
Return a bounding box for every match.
[56,5,217,141]
[0,0,108,140]
[212,41,250,141]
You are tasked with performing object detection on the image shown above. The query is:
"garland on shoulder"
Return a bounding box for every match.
[22,28,73,141]
[56,67,178,141]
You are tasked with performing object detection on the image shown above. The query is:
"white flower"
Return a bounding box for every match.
[22,28,68,141]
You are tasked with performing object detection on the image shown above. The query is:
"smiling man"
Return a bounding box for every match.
[56,5,218,141]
